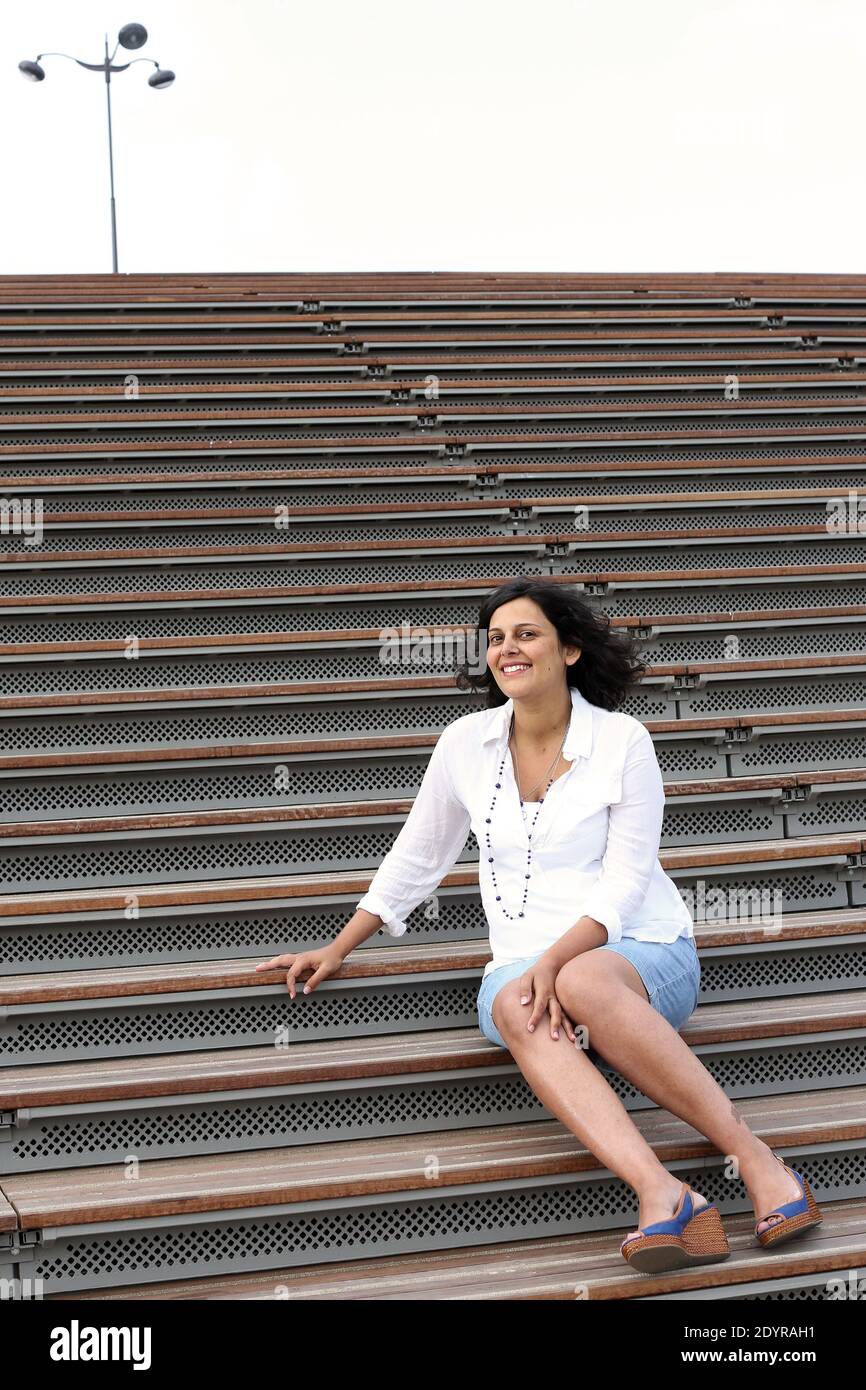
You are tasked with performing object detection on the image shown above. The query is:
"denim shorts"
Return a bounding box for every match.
[476,932,701,1071]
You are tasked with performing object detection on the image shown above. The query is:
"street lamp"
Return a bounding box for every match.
[18,22,176,272]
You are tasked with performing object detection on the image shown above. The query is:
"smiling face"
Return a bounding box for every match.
[486,597,580,699]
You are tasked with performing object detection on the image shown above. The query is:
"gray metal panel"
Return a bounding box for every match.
[0,975,484,1066]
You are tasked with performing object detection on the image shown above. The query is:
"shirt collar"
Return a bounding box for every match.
[480,684,594,760]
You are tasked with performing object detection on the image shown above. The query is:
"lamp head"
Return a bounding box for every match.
[18,59,46,81]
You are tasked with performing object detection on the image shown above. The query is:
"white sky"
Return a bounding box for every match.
[3,0,864,275]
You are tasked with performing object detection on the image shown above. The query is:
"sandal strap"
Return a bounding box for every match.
[625,1185,715,1241]
[757,1193,808,1224]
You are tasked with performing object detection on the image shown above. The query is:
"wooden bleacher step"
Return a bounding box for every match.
[41,1195,866,1302]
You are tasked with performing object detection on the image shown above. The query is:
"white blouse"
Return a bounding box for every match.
[356,685,695,979]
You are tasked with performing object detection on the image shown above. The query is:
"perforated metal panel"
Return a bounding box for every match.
[728,729,866,776]
[0,692,484,754]
[0,975,483,1065]
[650,624,866,663]
[0,894,489,974]
[1,543,863,610]
[0,554,536,601]
[10,407,866,450]
[677,673,866,718]
[10,388,866,418]
[0,683,673,749]
[0,820,479,892]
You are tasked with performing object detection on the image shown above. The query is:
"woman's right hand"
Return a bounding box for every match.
[253,945,345,999]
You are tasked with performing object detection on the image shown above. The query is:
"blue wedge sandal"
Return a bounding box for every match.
[754,1153,823,1248]
[620,1181,731,1273]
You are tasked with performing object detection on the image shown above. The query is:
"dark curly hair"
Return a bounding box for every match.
[454,577,647,712]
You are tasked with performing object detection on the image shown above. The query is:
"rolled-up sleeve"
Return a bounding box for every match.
[578,723,664,944]
[356,727,471,936]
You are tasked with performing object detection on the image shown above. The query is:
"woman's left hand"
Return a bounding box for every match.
[516,960,577,1042]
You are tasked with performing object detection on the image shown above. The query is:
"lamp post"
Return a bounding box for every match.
[19,22,175,272]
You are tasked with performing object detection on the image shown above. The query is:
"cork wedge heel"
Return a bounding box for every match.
[754,1153,823,1248]
[620,1182,731,1273]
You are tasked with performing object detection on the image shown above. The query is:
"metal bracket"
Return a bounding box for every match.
[780,785,810,803]
[839,853,866,880]
[671,674,701,690]
[723,726,752,743]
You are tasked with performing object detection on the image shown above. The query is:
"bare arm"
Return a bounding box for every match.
[538,916,608,971]
[331,906,386,959]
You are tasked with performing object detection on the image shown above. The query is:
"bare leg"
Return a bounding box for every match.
[553,952,804,1237]
[491,976,715,1239]
[493,954,803,1240]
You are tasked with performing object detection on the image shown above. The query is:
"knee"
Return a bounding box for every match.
[554,956,600,1014]
[491,978,538,1041]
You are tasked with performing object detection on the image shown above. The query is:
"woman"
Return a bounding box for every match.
[256,577,822,1273]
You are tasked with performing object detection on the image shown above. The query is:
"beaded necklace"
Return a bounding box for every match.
[483,708,570,921]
